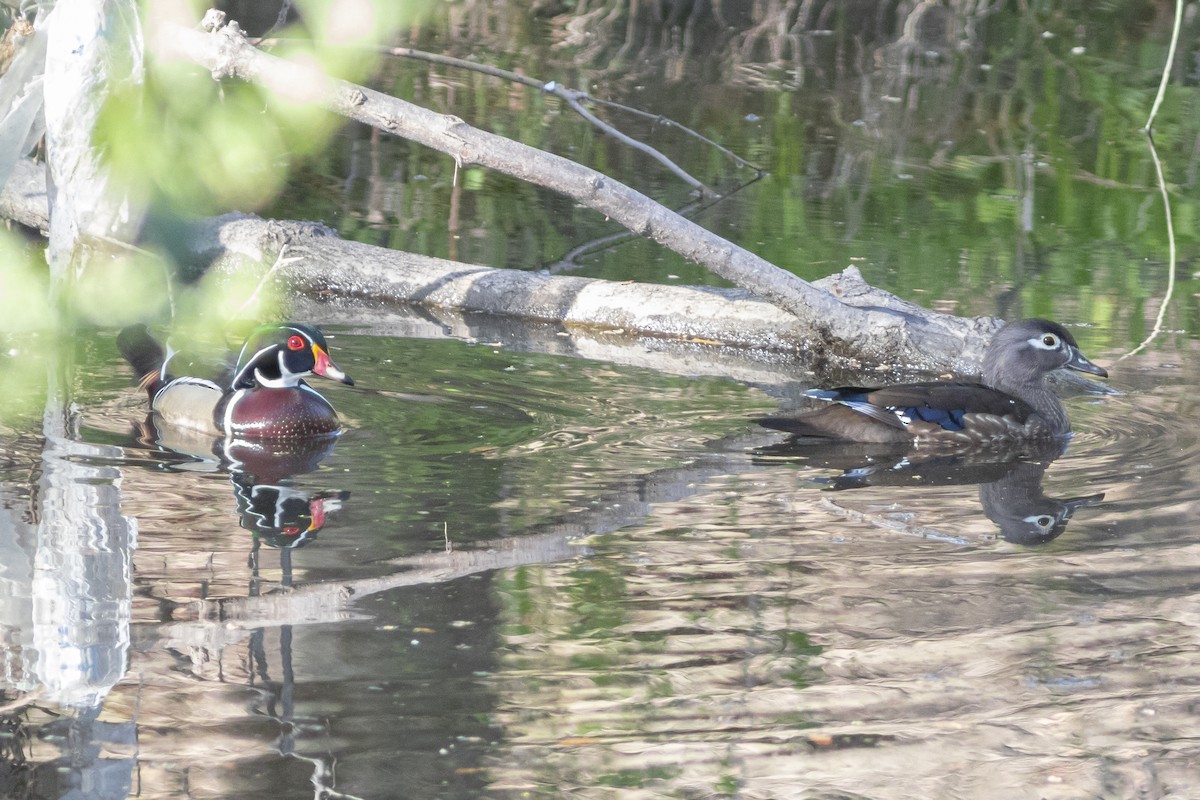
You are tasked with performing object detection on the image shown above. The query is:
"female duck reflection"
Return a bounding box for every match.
[755,318,1108,544]
[756,440,1103,545]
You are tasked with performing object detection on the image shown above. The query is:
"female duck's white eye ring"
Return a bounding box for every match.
[1023,514,1057,530]
[1041,334,1060,348]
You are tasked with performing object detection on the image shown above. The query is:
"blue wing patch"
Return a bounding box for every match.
[910,405,967,431]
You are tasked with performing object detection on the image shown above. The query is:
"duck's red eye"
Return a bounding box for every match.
[287,335,305,351]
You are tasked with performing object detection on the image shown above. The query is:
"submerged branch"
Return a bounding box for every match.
[189,530,589,628]
[1119,131,1176,361]
[141,448,755,638]
[1144,0,1183,132]
[0,155,1000,373]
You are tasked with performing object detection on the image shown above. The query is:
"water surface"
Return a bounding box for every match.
[2,327,1197,799]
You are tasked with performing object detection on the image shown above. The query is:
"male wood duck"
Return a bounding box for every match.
[118,322,354,440]
[758,318,1107,444]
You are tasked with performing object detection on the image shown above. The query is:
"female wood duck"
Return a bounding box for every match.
[118,322,354,440]
[758,318,1107,444]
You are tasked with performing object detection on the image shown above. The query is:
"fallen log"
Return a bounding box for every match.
[1,157,1000,374]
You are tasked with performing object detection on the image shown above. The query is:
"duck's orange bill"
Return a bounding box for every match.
[311,345,354,385]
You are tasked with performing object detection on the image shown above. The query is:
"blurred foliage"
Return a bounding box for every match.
[0,0,437,424]
[101,0,435,217]
[91,0,437,323]
[0,235,50,425]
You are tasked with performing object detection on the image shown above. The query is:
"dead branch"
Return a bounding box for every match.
[149,16,1000,371]
[287,41,754,192]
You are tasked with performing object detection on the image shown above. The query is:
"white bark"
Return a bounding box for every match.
[42,0,143,276]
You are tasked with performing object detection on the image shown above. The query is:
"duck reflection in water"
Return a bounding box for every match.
[979,458,1102,545]
[120,321,353,558]
[132,420,351,569]
[756,439,1102,545]
[224,437,350,551]
[755,318,1109,544]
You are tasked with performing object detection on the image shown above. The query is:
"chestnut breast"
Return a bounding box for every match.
[224,385,341,439]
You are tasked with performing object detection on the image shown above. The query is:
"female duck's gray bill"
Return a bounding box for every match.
[1066,347,1107,378]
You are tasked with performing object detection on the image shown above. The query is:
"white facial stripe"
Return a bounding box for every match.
[233,345,276,386]
[161,343,178,379]
[235,340,256,368]
[280,349,310,382]
[224,388,246,436]
[255,365,300,388]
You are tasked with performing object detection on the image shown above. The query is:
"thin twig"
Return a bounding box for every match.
[256,40,759,193]
[557,88,711,195]
[1144,0,1183,132]
[378,46,718,194]
[547,195,710,273]
[545,226,639,273]
[587,95,762,171]
[818,497,975,546]
[237,245,301,317]
[1119,131,1176,361]
[545,172,764,273]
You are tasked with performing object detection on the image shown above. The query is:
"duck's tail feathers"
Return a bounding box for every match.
[117,324,167,398]
[754,415,834,438]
